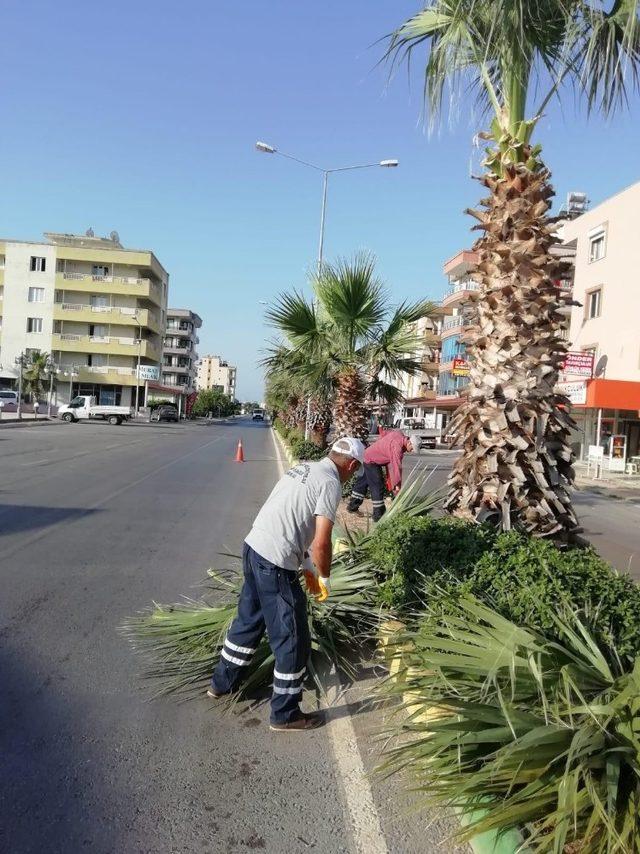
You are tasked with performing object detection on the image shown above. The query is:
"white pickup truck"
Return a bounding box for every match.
[393,416,442,450]
[58,395,133,425]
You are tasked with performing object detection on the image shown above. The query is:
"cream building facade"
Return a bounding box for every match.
[561,180,640,459]
[196,355,237,397]
[0,231,168,406]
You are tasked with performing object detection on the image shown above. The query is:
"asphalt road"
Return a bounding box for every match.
[404,449,640,580]
[0,419,358,854]
[3,424,636,854]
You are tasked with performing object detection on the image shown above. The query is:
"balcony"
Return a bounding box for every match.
[52,333,161,360]
[441,315,471,337]
[165,324,194,337]
[55,273,163,308]
[421,357,441,374]
[53,303,162,333]
[75,365,139,387]
[163,342,194,356]
[443,249,479,278]
[441,279,479,310]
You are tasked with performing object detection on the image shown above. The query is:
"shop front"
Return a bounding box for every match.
[567,379,640,462]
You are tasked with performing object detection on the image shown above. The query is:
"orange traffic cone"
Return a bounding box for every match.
[235,439,244,463]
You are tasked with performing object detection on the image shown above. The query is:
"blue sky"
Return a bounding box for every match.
[2,1,639,400]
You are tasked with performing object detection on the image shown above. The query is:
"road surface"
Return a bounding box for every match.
[0,420,354,853]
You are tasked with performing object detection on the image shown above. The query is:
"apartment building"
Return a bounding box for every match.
[162,308,202,391]
[561,181,640,459]
[0,231,168,406]
[196,355,237,397]
[396,314,441,420]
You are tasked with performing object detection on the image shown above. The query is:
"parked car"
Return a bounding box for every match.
[252,409,265,421]
[0,390,19,406]
[150,405,179,423]
[58,395,133,425]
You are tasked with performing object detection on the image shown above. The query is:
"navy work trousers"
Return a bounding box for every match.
[211,543,310,724]
[347,462,386,521]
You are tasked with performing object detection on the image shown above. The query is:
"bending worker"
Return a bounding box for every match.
[209,437,365,732]
[347,429,413,522]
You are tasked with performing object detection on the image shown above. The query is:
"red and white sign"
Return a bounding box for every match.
[452,358,470,377]
[562,351,594,377]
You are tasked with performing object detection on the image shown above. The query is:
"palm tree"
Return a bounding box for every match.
[22,352,53,402]
[264,253,436,440]
[385,1,640,539]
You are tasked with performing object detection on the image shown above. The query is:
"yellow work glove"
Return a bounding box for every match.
[302,554,331,602]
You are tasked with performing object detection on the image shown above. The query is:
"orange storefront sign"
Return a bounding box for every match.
[574,379,640,410]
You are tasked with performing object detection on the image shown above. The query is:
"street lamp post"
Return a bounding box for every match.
[256,141,399,437]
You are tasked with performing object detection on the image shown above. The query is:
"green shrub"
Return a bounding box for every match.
[468,531,640,660]
[367,514,495,610]
[288,437,326,461]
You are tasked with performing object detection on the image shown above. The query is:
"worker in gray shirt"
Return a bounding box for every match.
[209,437,365,731]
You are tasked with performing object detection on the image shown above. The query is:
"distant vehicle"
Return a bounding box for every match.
[393,416,441,450]
[252,409,265,421]
[150,405,179,423]
[58,395,133,425]
[0,390,19,405]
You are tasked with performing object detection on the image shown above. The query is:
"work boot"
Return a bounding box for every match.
[269,712,324,732]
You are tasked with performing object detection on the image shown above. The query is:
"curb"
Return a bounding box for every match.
[272,427,299,467]
[0,418,58,429]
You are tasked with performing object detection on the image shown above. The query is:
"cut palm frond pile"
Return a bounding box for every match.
[121,560,382,702]
[121,469,441,702]
[379,596,640,854]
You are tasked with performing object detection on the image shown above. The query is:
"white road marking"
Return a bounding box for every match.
[270,429,388,854]
[1,436,223,559]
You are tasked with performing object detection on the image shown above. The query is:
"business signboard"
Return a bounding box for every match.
[137,365,160,381]
[452,358,470,377]
[557,381,587,405]
[562,351,594,377]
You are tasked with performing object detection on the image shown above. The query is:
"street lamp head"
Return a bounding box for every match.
[256,141,277,154]
[379,159,399,168]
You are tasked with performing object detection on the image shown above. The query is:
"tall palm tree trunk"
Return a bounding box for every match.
[308,397,332,448]
[445,143,579,539]
[333,368,369,441]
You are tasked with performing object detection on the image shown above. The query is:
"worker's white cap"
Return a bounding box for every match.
[331,437,365,465]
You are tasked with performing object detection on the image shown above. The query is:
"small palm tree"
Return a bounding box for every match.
[385,1,640,538]
[264,253,436,440]
[22,352,52,402]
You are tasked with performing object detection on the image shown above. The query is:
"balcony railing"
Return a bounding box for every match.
[81,366,137,377]
[442,315,470,331]
[446,279,479,297]
[60,333,143,346]
[58,302,160,325]
[62,272,150,285]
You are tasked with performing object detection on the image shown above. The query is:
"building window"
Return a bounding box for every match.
[589,231,606,263]
[92,265,110,278]
[30,256,46,272]
[587,288,602,319]
[27,317,43,333]
[28,287,45,303]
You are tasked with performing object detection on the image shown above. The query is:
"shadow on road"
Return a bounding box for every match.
[0,647,126,853]
[0,504,102,536]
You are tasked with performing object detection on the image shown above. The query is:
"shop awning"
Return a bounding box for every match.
[147,381,189,397]
[574,379,640,410]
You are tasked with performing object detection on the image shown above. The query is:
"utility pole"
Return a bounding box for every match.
[134,311,142,416]
[15,353,25,420]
